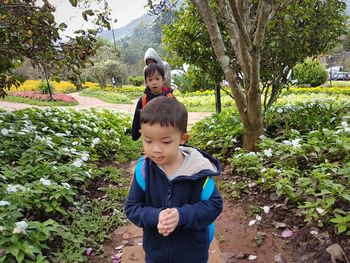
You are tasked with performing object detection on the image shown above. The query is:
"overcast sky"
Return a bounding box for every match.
[49,0,149,35]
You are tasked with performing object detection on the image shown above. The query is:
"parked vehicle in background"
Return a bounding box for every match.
[328,71,350,80]
[326,66,350,80]
[327,66,343,73]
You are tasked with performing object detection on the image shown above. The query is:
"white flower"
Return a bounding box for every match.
[61,182,71,189]
[1,128,9,136]
[207,140,213,145]
[341,121,349,129]
[283,140,292,146]
[246,152,256,156]
[72,159,83,167]
[0,226,5,231]
[92,137,100,146]
[7,184,25,193]
[316,208,325,214]
[291,139,301,148]
[72,141,79,146]
[277,108,283,113]
[13,221,28,234]
[40,178,51,186]
[80,153,89,161]
[263,148,273,157]
[16,221,28,230]
[0,200,10,206]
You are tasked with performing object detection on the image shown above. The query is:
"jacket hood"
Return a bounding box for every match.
[178,145,220,177]
[144,48,162,64]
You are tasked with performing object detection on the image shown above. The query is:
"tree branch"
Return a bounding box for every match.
[191,0,246,116]
[228,0,252,50]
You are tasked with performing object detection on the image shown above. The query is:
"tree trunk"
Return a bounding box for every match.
[242,112,263,151]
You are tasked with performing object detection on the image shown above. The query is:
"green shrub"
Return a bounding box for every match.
[174,67,216,93]
[292,60,328,87]
[37,81,54,94]
[265,99,350,136]
[128,76,144,86]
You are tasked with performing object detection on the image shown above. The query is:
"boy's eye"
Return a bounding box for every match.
[163,141,172,144]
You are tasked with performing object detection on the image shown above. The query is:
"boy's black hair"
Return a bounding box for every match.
[144,63,165,81]
[140,96,188,134]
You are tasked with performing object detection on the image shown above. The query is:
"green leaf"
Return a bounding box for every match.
[69,0,77,7]
[8,246,19,258]
[337,224,347,233]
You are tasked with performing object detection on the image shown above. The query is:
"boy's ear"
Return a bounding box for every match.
[181,133,189,144]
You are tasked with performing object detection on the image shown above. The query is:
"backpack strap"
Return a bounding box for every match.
[135,156,146,191]
[141,95,147,109]
[200,176,215,200]
[200,176,215,244]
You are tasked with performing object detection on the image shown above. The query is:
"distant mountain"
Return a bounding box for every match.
[100,0,350,43]
[99,14,156,42]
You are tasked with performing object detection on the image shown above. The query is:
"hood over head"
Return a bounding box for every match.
[144,48,162,64]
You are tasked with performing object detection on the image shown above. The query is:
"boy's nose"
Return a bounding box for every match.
[151,144,162,153]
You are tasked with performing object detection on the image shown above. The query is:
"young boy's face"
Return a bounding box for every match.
[141,123,189,166]
[146,71,164,95]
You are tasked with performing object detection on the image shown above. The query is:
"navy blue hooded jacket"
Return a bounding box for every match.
[125,146,223,263]
[131,86,173,141]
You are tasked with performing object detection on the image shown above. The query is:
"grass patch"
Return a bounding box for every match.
[2,95,79,106]
[80,87,142,104]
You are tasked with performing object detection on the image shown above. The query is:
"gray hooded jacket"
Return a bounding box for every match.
[144,48,171,88]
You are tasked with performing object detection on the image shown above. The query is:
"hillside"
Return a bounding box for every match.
[99,14,156,42]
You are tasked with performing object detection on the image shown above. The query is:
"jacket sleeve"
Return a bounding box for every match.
[176,186,223,230]
[162,61,171,88]
[124,174,162,227]
[131,98,142,141]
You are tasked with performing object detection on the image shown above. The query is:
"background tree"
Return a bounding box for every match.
[0,0,111,98]
[154,0,347,150]
[82,46,127,87]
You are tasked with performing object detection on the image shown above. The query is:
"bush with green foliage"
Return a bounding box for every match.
[190,98,350,235]
[174,67,216,93]
[37,81,54,95]
[128,76,144,86]
[0,108,141,262]
[292,60,328,87]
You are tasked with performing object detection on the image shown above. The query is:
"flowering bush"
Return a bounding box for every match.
[190,98,350,234]
[0,108,140,261]
[11,80,98,94]
[9,91,77,103]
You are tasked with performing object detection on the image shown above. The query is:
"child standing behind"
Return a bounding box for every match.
[125,96,223,263]
[144,47,171,88]
[131,63,173,141]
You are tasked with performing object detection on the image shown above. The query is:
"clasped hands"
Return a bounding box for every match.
[157,208,179,237]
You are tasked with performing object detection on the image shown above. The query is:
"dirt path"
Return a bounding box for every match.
[0,92,212,128]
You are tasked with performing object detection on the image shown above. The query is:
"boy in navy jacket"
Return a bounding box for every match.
[125,96,223,263]
[131,63,173,141]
